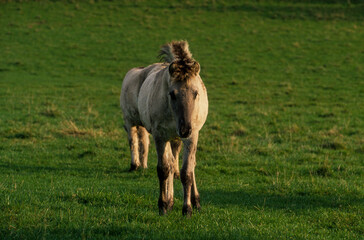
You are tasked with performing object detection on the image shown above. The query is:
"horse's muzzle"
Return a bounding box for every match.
[178,122,192,138]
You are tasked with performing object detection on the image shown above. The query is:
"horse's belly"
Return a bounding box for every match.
[137,86,152,132]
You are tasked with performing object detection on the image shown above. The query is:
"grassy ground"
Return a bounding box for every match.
[1,0,363,239]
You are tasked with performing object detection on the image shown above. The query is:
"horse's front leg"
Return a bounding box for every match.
[191,171,201,210]
[181,133,200,216]
[154,137,175,215]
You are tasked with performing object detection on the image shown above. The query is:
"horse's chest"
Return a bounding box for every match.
[145,111,175,138]
[154,121,176,139]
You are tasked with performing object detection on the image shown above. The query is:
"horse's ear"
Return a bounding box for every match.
[169,62,176,75]
[192,61,200,74]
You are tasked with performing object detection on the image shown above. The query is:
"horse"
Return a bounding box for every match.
[120,41,208,216]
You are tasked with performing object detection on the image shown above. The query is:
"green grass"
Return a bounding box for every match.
[1,0,363,239]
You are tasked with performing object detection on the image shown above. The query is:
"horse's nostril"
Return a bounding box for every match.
[187,126,192,134]
[179,118,185,126]
[179,125,192,138]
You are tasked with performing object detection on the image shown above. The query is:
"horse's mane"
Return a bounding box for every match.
[159,41,200,82]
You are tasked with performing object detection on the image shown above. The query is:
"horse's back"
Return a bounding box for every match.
[120,63,167,127]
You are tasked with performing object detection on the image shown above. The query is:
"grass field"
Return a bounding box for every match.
[1,0,363,239]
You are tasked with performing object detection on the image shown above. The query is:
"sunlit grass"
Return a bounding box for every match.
[0,0,363,239]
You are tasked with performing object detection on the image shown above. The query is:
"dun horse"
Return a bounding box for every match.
[120,41,208,215]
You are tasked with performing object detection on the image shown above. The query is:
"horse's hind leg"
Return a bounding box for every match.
[126,126,140,171]
[138,126,149,169]
[170,139,182,179]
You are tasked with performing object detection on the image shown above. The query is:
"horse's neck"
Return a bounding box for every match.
[160,68,173,111]
[160,67,171,91]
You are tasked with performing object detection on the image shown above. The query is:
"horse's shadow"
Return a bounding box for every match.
[200,189,363,211]
[0,162,134,177]
[3,162,361,212]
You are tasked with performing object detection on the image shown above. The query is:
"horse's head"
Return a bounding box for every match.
[168,60,203,138]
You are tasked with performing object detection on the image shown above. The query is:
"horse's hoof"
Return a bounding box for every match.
[195,205,201,212]
[193,203,201,212]
[159,208,167,216]
[167,199,174,211]
[129,164,139,171]
[192,195,201,210]
[158,199,168,216]
[182,205,192,217]
[174,172,180,179]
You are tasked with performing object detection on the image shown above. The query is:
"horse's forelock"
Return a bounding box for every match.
[171,41,192,62]
[169,60,200,83]
[160,40,199,83]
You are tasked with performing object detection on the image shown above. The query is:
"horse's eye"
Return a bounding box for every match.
[169,91,176,100]
[193,91,198,99]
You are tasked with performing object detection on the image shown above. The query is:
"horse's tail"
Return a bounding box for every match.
[159,41,193,64]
